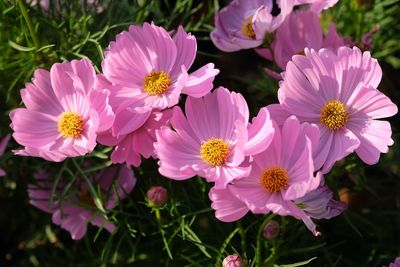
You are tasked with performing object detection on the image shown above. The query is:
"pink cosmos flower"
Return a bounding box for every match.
[10,59,114,162]
[155,87,275,189]
[294,0,338,13]
[101,23,219,112]
[210,0,294,52]
[0,134,11,176]
[227,117,323,235]
[97,108,173,167]
[268,47,398,172]
[28,165,136,240]
[256,10,348,76]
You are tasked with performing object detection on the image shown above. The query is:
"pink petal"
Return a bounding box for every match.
[21,69,63,116]
[255,47,273,61]
[89,88,115,133]
[350,120,394,165]
[90,215,116,233]
[205,163,251,189]
[209,186,249,222]
[317,127,360,173]
[230,179,271,214]
[10,109,58,148]
[336,46,382,103]
[253,122,282,168]
[170,25,197,77]
[278,59,323,120]
[244,107,274,156]
[70,58,96,94]
[266,104,292,126]
[112,107,151,137]
[181,63,219,97]
[185,90,221,141]
[347,84,398,119]
[322,23,347,51]
[155,107,203,180]
[110,136,142,167]
[13,147,67,162]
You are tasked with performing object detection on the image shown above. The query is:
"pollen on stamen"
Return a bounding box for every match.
[58,111,84,139]
[260,166,289,193]
[320,100,349,131]
[200,138,229,166]
[143,71,171,95]
[241,16,256,39]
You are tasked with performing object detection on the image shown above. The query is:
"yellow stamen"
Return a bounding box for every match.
[58,111,84,138]
[320,100,348,131]
[260,166,289,193]
[143,71,171,95]
[241,16,256,39]
[200,138,229,166]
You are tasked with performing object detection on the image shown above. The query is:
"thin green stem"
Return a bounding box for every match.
[17,0,40,49]
[154,208,173,259]
[255,214,275,267]
[238,221,247,262]
[72,158,106,213]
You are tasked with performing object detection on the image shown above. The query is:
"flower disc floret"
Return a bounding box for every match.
[143,71,171,95]
[58,112,84,138]
[320,100,348,130]
[200,138,229,166]
[260,166,289,193]
[241,16,256,39]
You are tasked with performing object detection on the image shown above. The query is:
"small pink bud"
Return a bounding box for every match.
[147,186,168,206]
[263,220,280,240]
[222,254,245,267]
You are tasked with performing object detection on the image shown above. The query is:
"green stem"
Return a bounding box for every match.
[256,214,275,267]
[238,221,247,262]
[155,208,161,222]
[154,208,173,259]
[17,0,40,49]
[72,158,106,213]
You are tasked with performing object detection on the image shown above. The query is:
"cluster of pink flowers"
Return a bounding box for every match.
[8,0,398,239]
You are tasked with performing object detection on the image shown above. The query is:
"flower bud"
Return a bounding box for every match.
[263,220,280,240]
[147,186,168,206]
[222,254,245,267]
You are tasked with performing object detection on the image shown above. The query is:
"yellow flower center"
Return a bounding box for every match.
[260,166,289,193]
[200,138,229,166]
[241,16,256,39]
[320,100,348,130]
[58,111,84,138]
[143,71,171,95]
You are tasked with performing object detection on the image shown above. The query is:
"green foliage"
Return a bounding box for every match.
[325,0,400,68]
